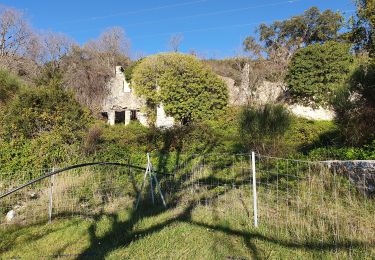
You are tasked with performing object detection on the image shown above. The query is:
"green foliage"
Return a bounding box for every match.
[334,61,375,145]
[308,144,375,160]
[132,53,228,124]
[239,104,292,153]
[258,7,343,49]
[346,0,375,56]
[124,59,142,82]
[286,41,353,106]
[284,117,338,152]
[0,131,82,174]
[33,63,64,87]
[242,36,262,59]
[2,86,91,140]
[0,70,22,105]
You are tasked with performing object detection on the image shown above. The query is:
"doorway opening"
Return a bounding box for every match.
[115,111,125,124]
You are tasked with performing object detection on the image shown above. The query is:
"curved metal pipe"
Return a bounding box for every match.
[0,162,147,199]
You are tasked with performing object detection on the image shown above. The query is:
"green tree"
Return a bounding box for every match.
[257,7,344,51]
[132,53,228,125]
[347,0,375,56]
[286,41,353,106]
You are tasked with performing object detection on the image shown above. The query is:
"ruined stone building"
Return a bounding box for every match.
[101,66,174,127]
[102,63,333,126]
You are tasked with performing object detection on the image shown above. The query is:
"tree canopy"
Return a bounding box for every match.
[286,41,352,106]
[257,7,344,50]
[132,53,228,124]
[346,0,375,56]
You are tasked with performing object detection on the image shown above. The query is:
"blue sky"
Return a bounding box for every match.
[2,0,355,59]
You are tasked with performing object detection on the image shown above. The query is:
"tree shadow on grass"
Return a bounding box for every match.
[3,147,373,259]
[76,146,373,259]
[76,189,373,259]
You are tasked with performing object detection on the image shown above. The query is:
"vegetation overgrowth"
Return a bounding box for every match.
[0,1,374,258]
[0,154,373,258]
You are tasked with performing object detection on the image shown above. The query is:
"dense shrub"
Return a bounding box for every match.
[0,70,22,105]
[2,86,91,140]
[132,53,228,125]
[286,41,352,106]
[239,104,292,153]
[308,141,375,160]
[334,62,375,145]
[124,59,142,82]
[284,117,339,153]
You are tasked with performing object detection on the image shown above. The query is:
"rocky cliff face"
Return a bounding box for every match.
[220,62,335,121]
[219,77,286,106]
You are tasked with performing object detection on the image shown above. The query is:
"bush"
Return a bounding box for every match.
[286,41,353,107]
[334,62,375,145]
[0,69,22,105]
[239,104,291,153]
[284,117,339,153]
[83,124,103,155]
[132,53,228,125]
[2,86,91,140]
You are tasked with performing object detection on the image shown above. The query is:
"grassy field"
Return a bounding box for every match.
[0,155,374,259]
[1,203,373,259]
[1,189,374,259]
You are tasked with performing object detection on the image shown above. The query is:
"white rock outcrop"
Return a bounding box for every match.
[287,104,335,121]
[5,209,15,222]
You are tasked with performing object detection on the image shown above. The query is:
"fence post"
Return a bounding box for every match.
[251,152,258,228]
[48,167,54,223]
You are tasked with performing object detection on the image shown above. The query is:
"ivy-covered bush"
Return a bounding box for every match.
[131,53,228,125]
[286,41,353,107]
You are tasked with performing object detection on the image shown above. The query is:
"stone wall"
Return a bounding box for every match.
[323,160,375,197]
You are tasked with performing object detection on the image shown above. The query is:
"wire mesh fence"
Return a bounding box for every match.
[0,164,147,227]
[0,152,374,257]
[254,154,374,258]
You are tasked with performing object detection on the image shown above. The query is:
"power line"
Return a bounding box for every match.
[56,0,209,25]
[129,6,357,39]
[132,21,275,39]
[62,4,357,42]
[65,0,304,35]
[110,0,304,28]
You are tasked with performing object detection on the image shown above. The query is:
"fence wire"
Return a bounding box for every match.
[0,153,374,258]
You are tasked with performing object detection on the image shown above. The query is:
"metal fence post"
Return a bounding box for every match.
[48,167,54,223]
[252,152,258,228]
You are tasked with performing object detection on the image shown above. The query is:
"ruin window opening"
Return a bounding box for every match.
[130,110,137,121]
[115,111,125,124]
[101,112,108,121]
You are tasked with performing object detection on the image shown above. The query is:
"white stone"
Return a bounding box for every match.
[5,210,15,222]
[288,104,335,121]
[137,112,149,126]
[29,192,38,199]
[156,104,174,128]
